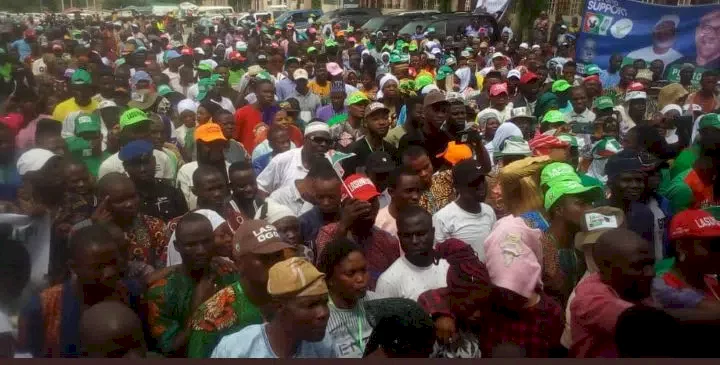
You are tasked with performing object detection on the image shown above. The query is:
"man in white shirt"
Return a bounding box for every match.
[564,86,596,148]
[256,122,332,195]
[375,205,450,301]
[267,158,337,216]
[627,15,683,66]
[374,166,423,238]
[433,159,496,262]
[98,109,174,180]
[176,123,231,209]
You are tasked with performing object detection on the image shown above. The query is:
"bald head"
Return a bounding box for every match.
[80,301,146,358]
[96,172,134,198]
[593,228,654,302]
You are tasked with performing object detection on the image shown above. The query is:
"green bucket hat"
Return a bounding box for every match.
[544,180,602,210]
[74,113,101,135]
[698,113,720,130]
[157,84,173,97]
[346,91,370,106]
[71,69,92,85]
[592,96,614,110]
[540,162,580,188]
[119,108,151,130]
[551,79,571,93]
[542,110,567,124]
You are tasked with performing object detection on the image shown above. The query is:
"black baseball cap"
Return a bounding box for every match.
[452,159,486,187]
[365,151,396,174]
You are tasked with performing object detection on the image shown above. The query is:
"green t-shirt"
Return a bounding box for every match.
[669,144,700,180]
[228,69,245,89]
[83,151,111,177]
[661,169,695,214]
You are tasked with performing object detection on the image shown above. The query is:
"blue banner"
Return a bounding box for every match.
[576,0,720,81]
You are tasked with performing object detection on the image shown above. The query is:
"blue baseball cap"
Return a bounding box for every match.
[119,140,154,162]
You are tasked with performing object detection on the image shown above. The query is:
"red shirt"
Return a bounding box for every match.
[569,273,633,358]
[234,105,263,154]
[419,288,564,358]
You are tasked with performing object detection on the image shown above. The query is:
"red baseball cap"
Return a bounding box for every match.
[342,174,380,202]
[627,82,645,92]
[520,71,539,85]
[670,209,720,240]
[489,83,509,97]
[180,47,193,56]
[229,51,246,61]
[202,38,213,45]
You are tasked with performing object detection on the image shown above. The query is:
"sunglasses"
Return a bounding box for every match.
[308,135,332,145]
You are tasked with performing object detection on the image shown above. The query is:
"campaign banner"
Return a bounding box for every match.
[576,0,720,82]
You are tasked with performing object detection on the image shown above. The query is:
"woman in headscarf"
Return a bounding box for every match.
[417,239,491,358]
[377,52,391,75]
[660,104,683,144]
[476,108,502,161]
[175,98,198,157]
[482,215,564,357]
[376,74,403,127]
[485,122,526,218]
[454,53,473,94]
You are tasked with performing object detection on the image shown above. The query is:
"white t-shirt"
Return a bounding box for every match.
[433,202,496,262]
[98,150,175,180]
[374,206,397,238]
[374,256,450,301]
[647,197,667,263]
[627,46,683,67]
[267,182,314,216]
[256,148,309,194]
[176,161,231,210]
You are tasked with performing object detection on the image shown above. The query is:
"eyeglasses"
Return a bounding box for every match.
[699,21,720,35]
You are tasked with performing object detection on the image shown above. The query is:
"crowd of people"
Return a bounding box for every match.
[0,9,719,359]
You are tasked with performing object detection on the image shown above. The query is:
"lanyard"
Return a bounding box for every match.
[364,137,384,153]
[329,298,365,353]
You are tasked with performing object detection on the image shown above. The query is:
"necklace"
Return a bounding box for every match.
[364,137,384,153]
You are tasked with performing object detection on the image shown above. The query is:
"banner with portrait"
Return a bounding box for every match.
[576,0,720,83]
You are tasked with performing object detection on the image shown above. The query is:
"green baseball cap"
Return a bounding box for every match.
[544,180,602,210]
[157,84,173,97]
[119,108,151,130]
[592,96,614,110]
[551,79,571,93]
[256,71,272,81]
[71,69,92,85]
[325,39,338,48]
[436,65,454,81]
[540,162,580,188]
[197,63,213,73]
[542,110,567,124]
[346,91,370,106]
[74,113,101,134]
[307,46,317,54]
[415,74,434,91]
[557,134,578,148]
[65,136,92,156]
[698,113,720,130]
[584,64,601,76]
[389,53,402,64]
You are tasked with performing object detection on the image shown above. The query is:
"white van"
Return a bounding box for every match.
[197,6,235,17]
[151,5,180,17]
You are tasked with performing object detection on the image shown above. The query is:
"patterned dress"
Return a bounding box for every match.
[186,282,264,358]
[419,171,455,215]
[126,214,169,269]
[18,278,142,358]
[146,266,240,356]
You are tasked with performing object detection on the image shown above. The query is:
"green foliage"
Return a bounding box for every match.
[312,0,321,8]
[514,0,549,41]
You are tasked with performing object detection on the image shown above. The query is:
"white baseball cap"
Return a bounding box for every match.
[17,148,57,176]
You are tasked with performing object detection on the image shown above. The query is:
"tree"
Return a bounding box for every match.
[513,0,549,41]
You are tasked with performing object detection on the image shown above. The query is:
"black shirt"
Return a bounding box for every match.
[137,179,189,222]
[398,128,450,171]
[341,137,399,177]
